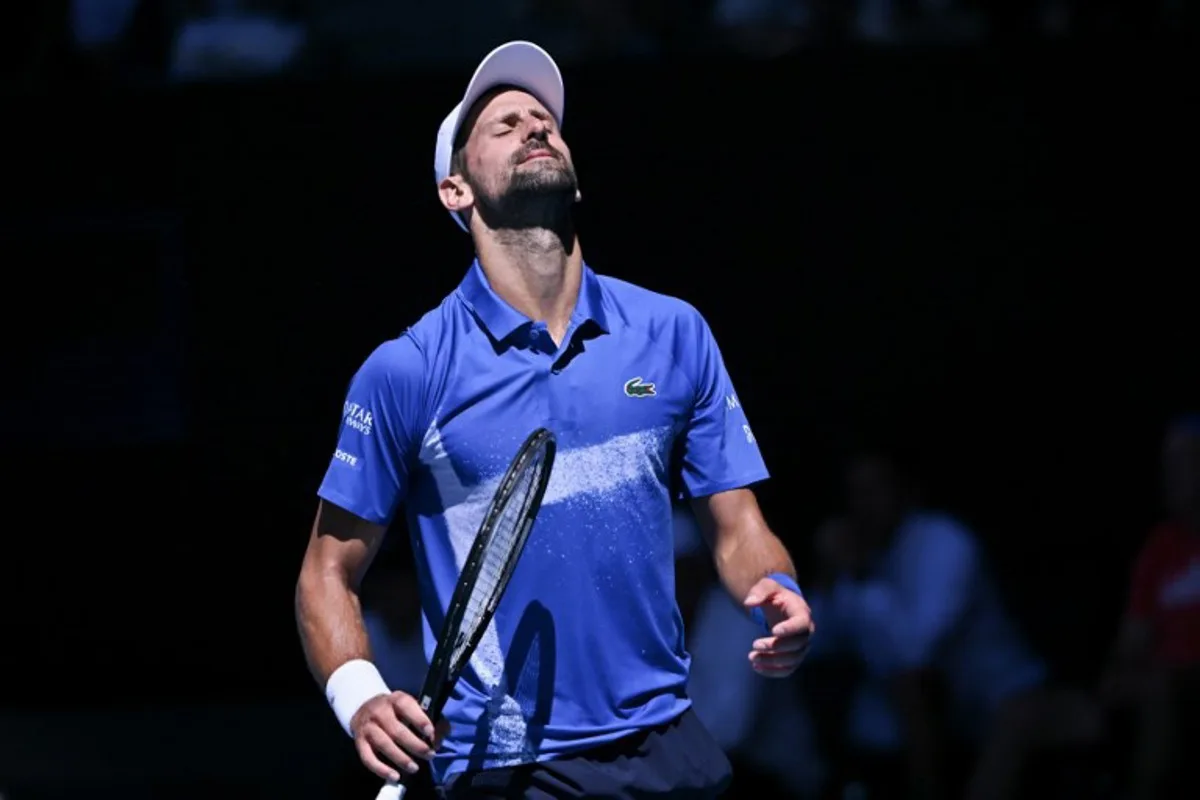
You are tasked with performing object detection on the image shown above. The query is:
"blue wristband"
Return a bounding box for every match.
[749,572,804,631]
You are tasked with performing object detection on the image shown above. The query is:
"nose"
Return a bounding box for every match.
[524,118,551,141]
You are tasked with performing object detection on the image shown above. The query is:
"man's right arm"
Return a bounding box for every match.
[296,499,440,781]
[296,499,386,688]
[301,335,425,691]
[298,336,436,780]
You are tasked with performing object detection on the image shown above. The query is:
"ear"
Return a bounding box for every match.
[439,174,474,215]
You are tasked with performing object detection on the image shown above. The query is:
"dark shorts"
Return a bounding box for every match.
[440,708,733,799]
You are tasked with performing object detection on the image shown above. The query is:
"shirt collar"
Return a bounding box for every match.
[457,259,610,342]
[458,260,528,342]
[572,262,610,334]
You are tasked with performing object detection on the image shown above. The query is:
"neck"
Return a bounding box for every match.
[475,227,583,343]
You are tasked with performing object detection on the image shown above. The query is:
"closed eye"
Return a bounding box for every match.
[492,108,555,134]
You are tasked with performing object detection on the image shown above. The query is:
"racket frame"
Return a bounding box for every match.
[417,426,556,719]
[377,428,555,800]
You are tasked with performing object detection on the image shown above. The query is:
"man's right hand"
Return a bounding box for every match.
[350,691,447,781]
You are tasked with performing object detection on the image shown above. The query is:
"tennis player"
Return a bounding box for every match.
[295,40,813,799]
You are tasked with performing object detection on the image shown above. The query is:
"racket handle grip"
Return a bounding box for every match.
[375,779,406,800]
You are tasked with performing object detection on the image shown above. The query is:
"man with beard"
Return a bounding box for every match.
[295,41,815,799]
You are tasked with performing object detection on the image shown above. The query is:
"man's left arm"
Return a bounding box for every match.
[692,489,813,677]
[675,305,813,677]
[692,489,794,604]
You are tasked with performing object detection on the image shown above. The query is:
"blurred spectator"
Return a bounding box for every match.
[674,505,826,798]
[628,0,716,55]
[1098,414,1200,800]
[806,449,1102,800]
[66,0,175,82]
[509,0,661,60]
[305,0,528,70]
[902,0,986,43]
[711,0,813,56]
[13,0,1193,87]
[169,0,307,81]
[71,0,142,54]
[712,0,988,50]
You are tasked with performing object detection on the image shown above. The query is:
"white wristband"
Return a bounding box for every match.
[325,659,391,738]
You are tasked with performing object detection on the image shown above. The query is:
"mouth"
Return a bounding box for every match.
[518,149,555,164]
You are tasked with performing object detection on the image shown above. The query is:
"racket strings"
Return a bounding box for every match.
[448,449,548,672]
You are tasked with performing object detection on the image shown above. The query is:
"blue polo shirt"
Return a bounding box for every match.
[318,261,769,783]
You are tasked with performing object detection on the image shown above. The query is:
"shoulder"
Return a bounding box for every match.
[595,274,710,335]
[405,292,464,354]
[352,335,425,392]
[596,275,723,393]
[355,297,457,389]
[363,292,463,377]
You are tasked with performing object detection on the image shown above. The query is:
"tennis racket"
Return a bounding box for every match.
[374,427,556,800]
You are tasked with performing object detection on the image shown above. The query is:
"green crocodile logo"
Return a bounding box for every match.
[623,377,657,398]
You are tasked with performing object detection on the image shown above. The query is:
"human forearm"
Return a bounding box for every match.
[295,566,374,686]
[694,490,811,677]
[296,504,427,754]
[712,522,796,605]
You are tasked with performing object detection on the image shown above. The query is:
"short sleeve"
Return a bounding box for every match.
[317,337,427,526]
[677,307,769,497]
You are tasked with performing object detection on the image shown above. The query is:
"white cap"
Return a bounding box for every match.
[434,41,566,231]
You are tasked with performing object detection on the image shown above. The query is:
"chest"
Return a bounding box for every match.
[415,325,694,504]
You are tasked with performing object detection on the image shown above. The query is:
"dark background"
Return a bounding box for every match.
[1,2,1195,796]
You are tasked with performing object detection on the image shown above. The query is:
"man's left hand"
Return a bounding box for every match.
[743,577,814,678]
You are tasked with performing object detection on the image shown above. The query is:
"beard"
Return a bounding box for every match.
[470,149,579,232]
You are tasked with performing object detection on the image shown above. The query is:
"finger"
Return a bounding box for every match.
[758,633,816,662]
[356,734,402,782]
[390,693,436,740]
[749,650,804,670]
[770,614,814,638]
[367,726,422,775]
[380,716,437,761]
[752,634,809,653]
[752,660,798,678]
